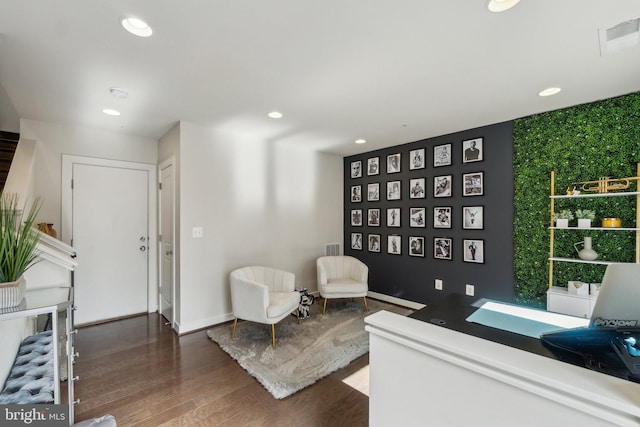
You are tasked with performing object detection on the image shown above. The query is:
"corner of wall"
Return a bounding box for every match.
[3,138,37,208]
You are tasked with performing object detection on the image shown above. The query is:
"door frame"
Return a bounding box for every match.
[61,155,158,313]
[158,157,176,330]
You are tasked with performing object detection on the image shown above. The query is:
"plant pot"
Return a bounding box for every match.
[555,218,569,228]
[0,275,26,309]
[577,218,591,228]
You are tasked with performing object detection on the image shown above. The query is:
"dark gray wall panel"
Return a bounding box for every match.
[344,121,514,305]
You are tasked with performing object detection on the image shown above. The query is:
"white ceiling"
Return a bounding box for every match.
[1,1,639,156]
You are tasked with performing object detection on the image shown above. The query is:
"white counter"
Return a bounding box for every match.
[365,310,640,427]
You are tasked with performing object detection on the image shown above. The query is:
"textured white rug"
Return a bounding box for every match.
[207,298,411,399]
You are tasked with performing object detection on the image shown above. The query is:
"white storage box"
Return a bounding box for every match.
[567,280,588,295]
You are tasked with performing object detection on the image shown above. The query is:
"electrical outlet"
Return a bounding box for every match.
[435,279,443,290]
[466,284,475,296]
[192,227,203,238]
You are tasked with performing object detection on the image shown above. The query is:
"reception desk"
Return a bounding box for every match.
[365,294,640,427]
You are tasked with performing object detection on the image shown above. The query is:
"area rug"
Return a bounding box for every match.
[206,298,412,399]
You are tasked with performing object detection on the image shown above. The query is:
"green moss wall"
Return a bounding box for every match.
[513,92,640,307]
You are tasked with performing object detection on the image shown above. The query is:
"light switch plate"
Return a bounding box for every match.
[466,284,475,296]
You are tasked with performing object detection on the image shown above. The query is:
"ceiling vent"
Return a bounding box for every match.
[599,18,640,56]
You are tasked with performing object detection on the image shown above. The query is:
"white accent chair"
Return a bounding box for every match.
[316,256,369,315]
[230,266,300,348]
[589,263,640,328]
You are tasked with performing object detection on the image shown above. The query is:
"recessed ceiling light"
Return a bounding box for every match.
[121,17,153,37]
[268,111,283,119]
[487,0,520,12]
[102,108,121,116]
[355,139,367,144]
[538,87,562,97]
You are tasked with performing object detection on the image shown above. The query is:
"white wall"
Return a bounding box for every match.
[176,121,343,333]
[0,82,19,133]
[3,138,36,211]
[20,118,342,334]
[21,119,158,231]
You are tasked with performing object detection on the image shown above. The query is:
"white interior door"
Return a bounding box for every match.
[159,160,174,325]
[72,163,149,325]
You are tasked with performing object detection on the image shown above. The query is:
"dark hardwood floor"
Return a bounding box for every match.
[73,313,369,427]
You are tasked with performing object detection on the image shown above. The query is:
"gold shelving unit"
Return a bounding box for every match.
[548,163,640,289]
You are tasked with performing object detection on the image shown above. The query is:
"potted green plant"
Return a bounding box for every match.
[575,209,596,228]
[0,192,42,308]
[553,209,573,228]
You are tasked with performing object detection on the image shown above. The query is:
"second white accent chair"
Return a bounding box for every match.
[316,256,369,315]
[230,266,300,348]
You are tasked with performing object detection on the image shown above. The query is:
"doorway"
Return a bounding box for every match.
[158,158,175,328]
[61,156,157,325]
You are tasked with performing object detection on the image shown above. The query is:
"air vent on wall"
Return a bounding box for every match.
[325,243,341,256]
[599,18,640,56]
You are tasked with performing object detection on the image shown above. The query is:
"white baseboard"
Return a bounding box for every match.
[178,312,234,335]
[366,291,426,310]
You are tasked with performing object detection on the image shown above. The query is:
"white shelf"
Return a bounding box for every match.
[549,257,617,265]
[549,226,639,231]
[551,191,640,199]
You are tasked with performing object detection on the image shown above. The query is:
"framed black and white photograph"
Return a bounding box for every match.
[387,208,401,227]
[367,183,380,201]
[368,234,381,252]
[387,180,401,200]
[463,206,484,229]
[351,233,363,250]
[351,160,362,178]
[351,209,362,226]
[350,185,362,202]
[464,239,485,263]
[367,157,380,176]
[434,175,452,197]
[409,148,425,170]
[463,172,484,196]
[462,137,483,163]
[387,153,401,173]
[409,178,426,199]
[368,209,381,226]
[410,207,426,228]
[388,235,401,255]
[433,207,452,228]
[409,236,425,257]
[434,143,452,167]
[434,237,452,260]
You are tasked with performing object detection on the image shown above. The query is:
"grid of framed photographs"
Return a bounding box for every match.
[348,137,486,263]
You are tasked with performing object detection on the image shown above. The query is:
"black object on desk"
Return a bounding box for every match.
[410,293,640,383]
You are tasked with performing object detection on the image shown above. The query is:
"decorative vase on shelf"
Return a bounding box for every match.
[556,218,569,228]
[577,218,591,228]
[574,237,598,261]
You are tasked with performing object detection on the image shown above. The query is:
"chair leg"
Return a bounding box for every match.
[296,308,300,324]
[271,324,276,348]
[231,318,238,338]
[322,297,328,316]
[363,296,369,312]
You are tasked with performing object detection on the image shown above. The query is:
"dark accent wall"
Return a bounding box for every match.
[344,121,515,305]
